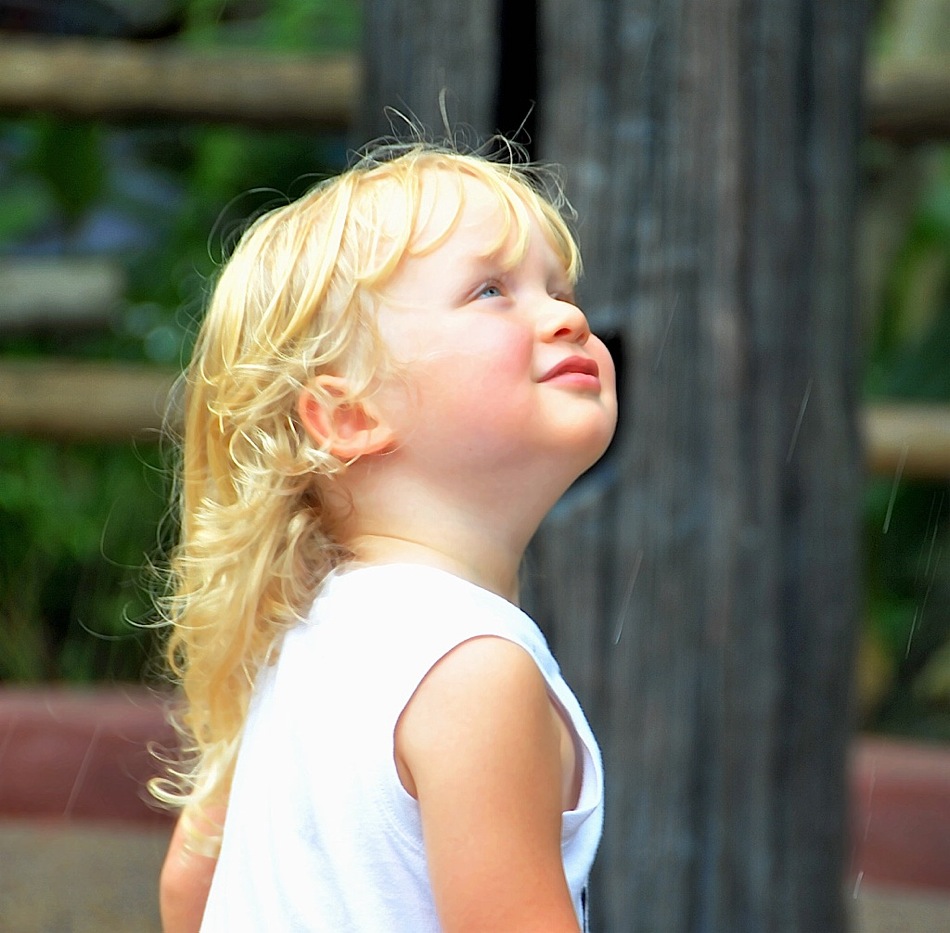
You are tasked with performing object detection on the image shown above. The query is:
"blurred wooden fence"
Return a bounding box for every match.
[0,35,948,140]
[0,33,948,477]
[0,35,355,129]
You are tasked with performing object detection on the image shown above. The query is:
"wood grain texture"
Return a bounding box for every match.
[358,0,501,142]
[538,0,866,929]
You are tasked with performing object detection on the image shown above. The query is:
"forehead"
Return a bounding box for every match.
[370,166,525,258]
[417,171,499,249]
[349,157,579,296]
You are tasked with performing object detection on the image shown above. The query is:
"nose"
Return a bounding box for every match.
[539,294,591,345]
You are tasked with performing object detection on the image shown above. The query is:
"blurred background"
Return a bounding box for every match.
[861,0,950,744]
[0,0,358,684]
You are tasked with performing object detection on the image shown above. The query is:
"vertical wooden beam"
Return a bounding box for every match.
[538,0,866,929]
[358,0,502,142]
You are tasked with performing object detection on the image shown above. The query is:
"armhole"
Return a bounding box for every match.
[546,688,585,813]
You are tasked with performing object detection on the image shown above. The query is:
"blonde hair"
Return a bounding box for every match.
[151,142,582,833]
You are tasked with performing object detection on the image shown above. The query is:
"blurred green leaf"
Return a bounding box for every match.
[0,176,57,242]
[31,118,107,223]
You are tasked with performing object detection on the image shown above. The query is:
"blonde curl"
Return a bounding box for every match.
[150,141,582,841]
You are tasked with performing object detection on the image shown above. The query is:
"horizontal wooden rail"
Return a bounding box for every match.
[0,35,947,141]
[866,62,950,144]
[0,258,124,329]
[1,361,949,480]
[0,34,357,129]
[864,404,950,481]
[0,359,177,440]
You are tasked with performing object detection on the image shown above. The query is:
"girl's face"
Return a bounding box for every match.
[370,170,618,498]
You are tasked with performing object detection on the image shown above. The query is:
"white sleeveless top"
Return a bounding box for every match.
[200,563,603,931]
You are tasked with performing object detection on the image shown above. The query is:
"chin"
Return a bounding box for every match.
[557,421,617,483]
[583,408,618,459]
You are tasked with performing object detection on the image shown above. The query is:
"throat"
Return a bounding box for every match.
[347,533,522,605]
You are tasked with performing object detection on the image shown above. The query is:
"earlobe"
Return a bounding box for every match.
[297,375,396,461]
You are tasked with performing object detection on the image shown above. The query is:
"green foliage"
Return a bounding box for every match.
[182,0,360,51]
[0,437,168,682]
[0,176,57,242]
[863,145,950,740]
[867,148,950,399]
[0,0,358,683]
[32,118,108,224]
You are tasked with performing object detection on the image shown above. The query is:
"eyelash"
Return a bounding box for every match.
[477,281,505,300]
[473,280,576,304]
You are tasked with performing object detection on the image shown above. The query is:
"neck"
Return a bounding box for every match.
[336,451,565,606]
[347,530,524,605]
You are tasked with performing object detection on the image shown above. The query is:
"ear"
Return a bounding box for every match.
[297,374,396,461]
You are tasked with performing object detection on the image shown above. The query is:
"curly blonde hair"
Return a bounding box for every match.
[151,142,582,835]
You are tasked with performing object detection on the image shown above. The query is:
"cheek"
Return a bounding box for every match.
[413,332,535,437]
[376,316,537,436]
[418,322,534,393]
[465,319,535,375]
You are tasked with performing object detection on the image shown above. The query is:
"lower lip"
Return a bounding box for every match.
[544,372,602,391]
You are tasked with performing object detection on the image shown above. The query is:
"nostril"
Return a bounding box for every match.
[543,299,591,342]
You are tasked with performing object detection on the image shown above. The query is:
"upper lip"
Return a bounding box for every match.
[540,356,600,381]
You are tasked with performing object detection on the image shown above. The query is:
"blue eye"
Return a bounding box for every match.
[478,283,503,299]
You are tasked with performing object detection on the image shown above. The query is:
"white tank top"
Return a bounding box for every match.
[200,563,603,931]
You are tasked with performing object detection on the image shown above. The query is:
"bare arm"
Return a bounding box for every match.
[159,805,224,933]
[395,636,580,933]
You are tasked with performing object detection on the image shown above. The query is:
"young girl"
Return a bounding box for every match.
[154,141,618,932]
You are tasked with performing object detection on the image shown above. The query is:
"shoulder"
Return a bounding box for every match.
[394,634,560,801]
[400,636,552,747]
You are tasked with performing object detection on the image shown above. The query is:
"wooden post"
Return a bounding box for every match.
[539,0,866,929]
[358,0,501,142]
[0,36,945,140]
[864,405,950,479]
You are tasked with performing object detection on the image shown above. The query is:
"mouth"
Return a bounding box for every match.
[540,356,601,383]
